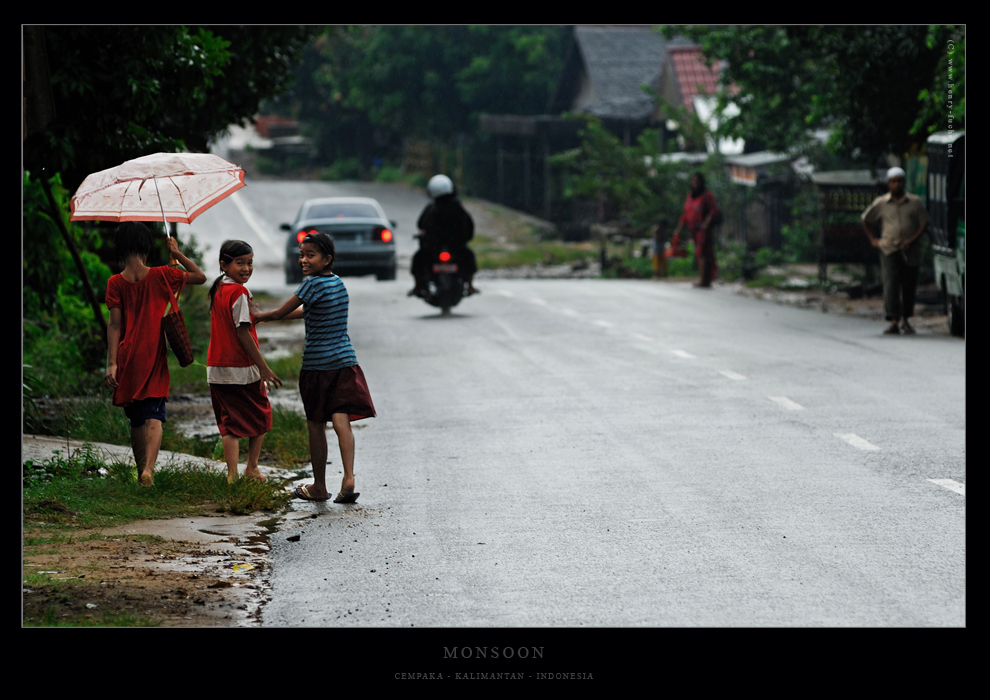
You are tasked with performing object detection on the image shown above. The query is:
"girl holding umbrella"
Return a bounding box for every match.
[105,222,207,485]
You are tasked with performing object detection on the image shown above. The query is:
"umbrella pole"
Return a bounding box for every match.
[153,177,177,266]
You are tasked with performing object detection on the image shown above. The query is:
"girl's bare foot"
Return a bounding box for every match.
[243,467,267,482]
[138,471,154,486]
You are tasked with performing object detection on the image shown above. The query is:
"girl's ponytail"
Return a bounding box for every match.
[209,239,254,309]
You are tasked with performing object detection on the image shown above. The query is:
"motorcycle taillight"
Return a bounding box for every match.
[439,251,452,262]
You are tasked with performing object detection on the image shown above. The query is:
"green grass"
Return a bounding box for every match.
[24,446,294,526]
[24,606,162,628]
[475,239,597,269]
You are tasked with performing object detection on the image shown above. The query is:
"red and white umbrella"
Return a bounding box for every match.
[70,152,246,225]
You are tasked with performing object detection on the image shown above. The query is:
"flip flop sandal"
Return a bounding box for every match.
[295,485,330,502]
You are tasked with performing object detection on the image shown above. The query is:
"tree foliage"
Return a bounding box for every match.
[23,25,315,194]
[660,25,963,164]
[296,26,571,149]
[552,117,692,230]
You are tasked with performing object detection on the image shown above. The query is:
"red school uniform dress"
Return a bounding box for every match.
[105,266,187,408]
[207,279,273,438]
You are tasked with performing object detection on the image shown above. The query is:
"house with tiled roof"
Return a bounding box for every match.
[655,44,743,155]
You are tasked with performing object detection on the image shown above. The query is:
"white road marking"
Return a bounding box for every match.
[496,290,514,298]
[767,396,804,411]
[769,396,804,410]
[562,308,579,317]
[719,370,747,381]
[593,320,614,328]
[835,433,880,451]
[531,297,548,306]
[228,191,281,257]
[927,479,965,496]
[671,349,695,359]
[632,333,653,342]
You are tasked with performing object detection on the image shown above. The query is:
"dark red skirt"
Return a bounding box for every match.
[299,365,376,423]
[209,381,273,438]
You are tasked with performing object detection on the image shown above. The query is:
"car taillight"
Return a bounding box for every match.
[439,251,451,262]
[296,229,316,245]
[380,228,393,243]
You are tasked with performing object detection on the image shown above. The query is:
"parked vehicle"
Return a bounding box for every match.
[281,197,397,284]
[926,131,965,337]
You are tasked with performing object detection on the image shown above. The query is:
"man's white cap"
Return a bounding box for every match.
[886,167,906,180]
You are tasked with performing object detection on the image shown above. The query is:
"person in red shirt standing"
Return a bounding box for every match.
[671,172,721,287]
[105,222,207,485]
[207,240,282,482]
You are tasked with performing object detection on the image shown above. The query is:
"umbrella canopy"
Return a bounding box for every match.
[69,152,246,224]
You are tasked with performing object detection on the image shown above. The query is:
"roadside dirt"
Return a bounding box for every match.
[717,264,951,336]
[21,435,288,627]
[22,517,275,627]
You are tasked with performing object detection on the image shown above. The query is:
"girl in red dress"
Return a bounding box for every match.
[207,240,282,482]
[105,222,206,485]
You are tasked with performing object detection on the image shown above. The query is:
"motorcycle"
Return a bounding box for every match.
[411,232,468,315]
[422,244,465,316]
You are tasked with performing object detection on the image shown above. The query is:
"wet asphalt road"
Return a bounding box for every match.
[181,180,965,629]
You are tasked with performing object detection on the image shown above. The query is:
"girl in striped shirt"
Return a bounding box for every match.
[254,233,376,503]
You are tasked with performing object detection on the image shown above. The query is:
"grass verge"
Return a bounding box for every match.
[23,446,295,626]
[24,445,294,526]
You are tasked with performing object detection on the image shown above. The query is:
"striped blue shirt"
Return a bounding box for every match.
[295,274,358,370]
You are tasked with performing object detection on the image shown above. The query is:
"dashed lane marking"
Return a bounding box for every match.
[719,370,747,380]
[671,349,695,359]
[835,433,880,451]
[927,479,965,496]
[769,396,804,410]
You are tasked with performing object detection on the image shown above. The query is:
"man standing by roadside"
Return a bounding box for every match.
[862,167,930,335]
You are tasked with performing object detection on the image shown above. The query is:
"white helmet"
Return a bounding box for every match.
[427,174,454,198]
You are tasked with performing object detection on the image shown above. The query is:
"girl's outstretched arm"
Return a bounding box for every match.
[235,323,282,387]
[253,294,304,323]
[167,236,207,285]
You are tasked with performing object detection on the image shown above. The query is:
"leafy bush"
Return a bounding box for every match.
[320,157,362,181]
[374,164,405,183]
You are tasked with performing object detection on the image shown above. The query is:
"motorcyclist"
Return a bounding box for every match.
[408,174,479,297]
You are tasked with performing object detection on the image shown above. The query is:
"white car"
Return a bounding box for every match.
[281,197,397,283]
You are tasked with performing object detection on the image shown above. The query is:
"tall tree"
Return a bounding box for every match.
[23,25,315,194]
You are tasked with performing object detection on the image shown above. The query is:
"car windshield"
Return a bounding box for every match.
[305,202,379,219]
